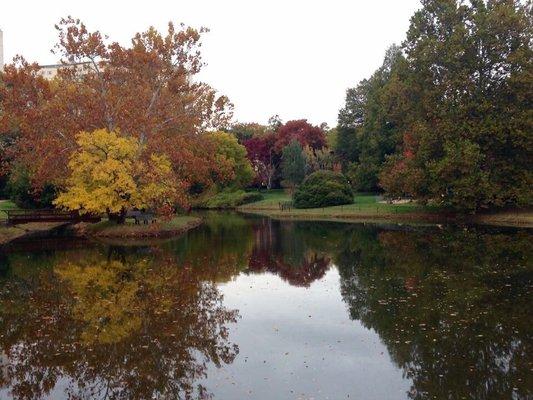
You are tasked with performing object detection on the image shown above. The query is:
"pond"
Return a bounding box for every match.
[0,212,531,400]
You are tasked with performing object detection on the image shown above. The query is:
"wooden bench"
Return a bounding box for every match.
[279,201,293,211]
[126,210,157,225]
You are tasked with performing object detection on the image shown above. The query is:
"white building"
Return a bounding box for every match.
[36,62,92,79]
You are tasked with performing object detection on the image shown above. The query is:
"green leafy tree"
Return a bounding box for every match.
[336,45,408,189]
[6,166,56,208]
[207,131,255,189]
[338,1,532,210]
[380,0,533,210]
[267,114,283,131]
[281,140,306,190]
[346,155,380,192]
[228,122,268,143]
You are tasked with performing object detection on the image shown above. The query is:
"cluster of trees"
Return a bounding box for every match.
[335,0,532,211]
[0,18,238,220]
[232,118,335,191]
[0,17,338,217]
[227,118,352,209]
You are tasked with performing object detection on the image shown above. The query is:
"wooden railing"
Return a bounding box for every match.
[279,201,294,211]
[6,209,100,225]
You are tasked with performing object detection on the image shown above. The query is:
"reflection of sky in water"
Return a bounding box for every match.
[204,268,410,400]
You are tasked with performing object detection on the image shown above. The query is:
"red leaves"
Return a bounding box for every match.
[274,119,326,152]
[241,120,327,188]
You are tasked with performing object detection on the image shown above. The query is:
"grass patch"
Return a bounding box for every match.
[196,189,264,209]
[0,200,17,221]
[238,190,432,222]
[0,225,24,244]
[87,215,201,237]
[240,191,422,213]
[238,190,533,227]
[237,189,289,210]
[0,222,65,245]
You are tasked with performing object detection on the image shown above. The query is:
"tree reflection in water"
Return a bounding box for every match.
[0,247,239,400]
[335,226,532,400]
[0,215,531,400]
[247,218,332,287]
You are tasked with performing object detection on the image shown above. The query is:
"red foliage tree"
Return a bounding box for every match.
[243,133,278,189]
[274,120,326,153]
[242,120,328,189]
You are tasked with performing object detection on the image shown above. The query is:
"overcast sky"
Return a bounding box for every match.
[1,0,421,127]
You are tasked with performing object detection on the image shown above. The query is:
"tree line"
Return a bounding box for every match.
[336,0,532,211]
[1,0,531,217]
[228,0,532,212]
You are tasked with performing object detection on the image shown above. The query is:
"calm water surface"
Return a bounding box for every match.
[0,212,531,399]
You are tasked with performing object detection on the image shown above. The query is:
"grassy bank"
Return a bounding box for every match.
[194,189,263,209]
[86,215,203,238]
[1,200,203,243]
[0,200,17,221]
[0,222,68,245]
[238,190,533,227]
[239,191,428,219]
[1,199,67,244]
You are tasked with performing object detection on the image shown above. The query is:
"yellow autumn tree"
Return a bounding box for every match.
[54,129,177,222]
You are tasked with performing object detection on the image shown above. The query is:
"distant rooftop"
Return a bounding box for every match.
[39,61,92,69]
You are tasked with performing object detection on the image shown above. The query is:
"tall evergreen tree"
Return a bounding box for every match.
[281,140,307,190]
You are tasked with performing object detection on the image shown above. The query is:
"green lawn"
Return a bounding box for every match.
[239,190,425,216]
[0,200,17,221]
[236,189,442,225]
[238,189,288,210]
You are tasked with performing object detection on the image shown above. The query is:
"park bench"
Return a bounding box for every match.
[126,210,157,225]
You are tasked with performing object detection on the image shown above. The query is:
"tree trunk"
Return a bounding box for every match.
[108,207,127,224]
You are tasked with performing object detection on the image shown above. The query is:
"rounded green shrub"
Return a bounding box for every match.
[293,170,353,209]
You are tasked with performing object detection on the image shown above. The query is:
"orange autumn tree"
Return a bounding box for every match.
[0,17,233,208]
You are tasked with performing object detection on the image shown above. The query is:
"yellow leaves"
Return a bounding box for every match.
[55,129,179,215]
[206,131,255,188]
[55,258,148,345]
